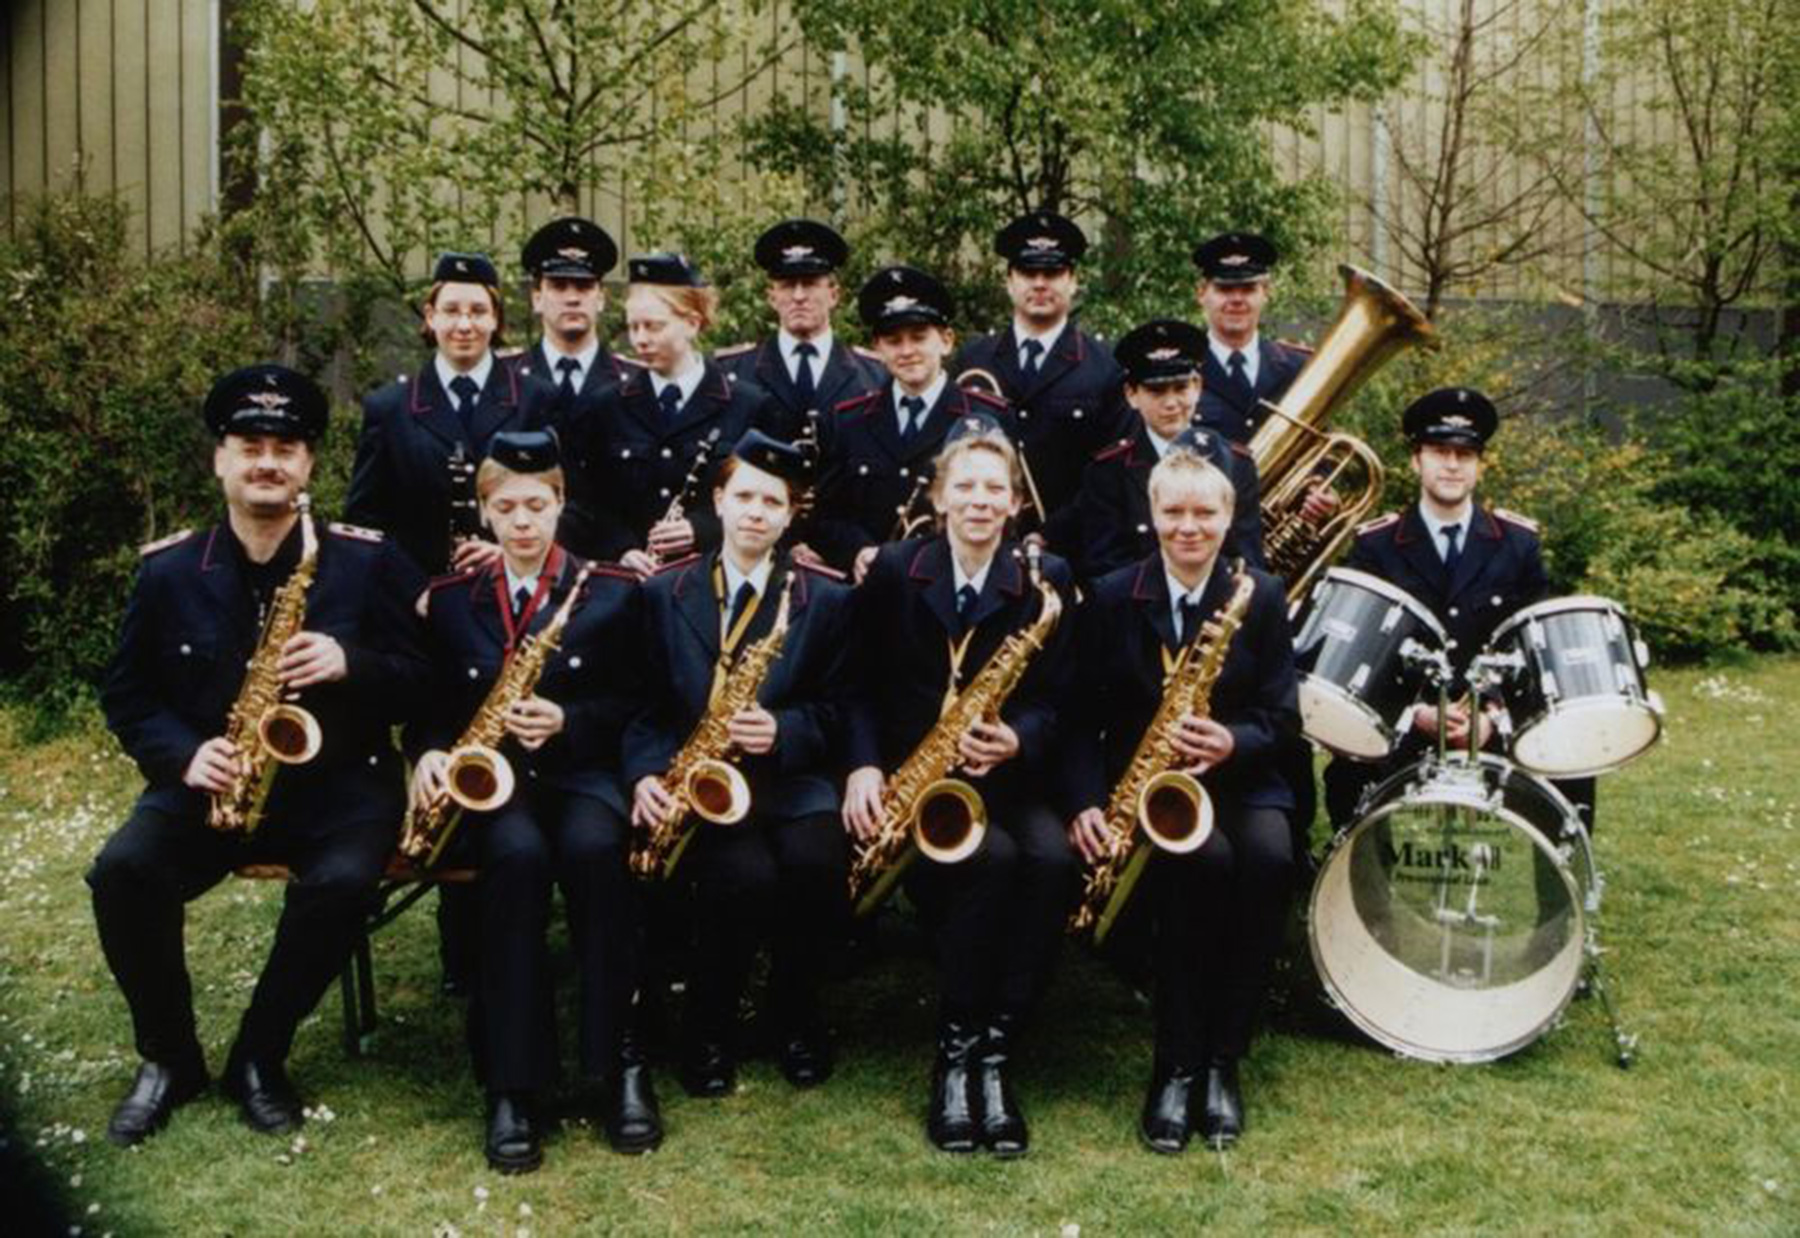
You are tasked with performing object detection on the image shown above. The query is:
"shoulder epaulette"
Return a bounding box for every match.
[965,387,1010,411]
[835,390,881,414]
[587,561,639,582]
[713,342,755,360]
[614,353,646,369]
[1276,338,1315,357]
[427,569,479,591]
[852,345,882,362]
[1494,507,1540,534]
[1093,437,1133,463]
[1229,440,1254,459]
[652,552,703,575]
[793,558,847,582]
[1355,512,1401,536]
[139,528,194,557]
[327,521,385,543]
[494,345,524,359]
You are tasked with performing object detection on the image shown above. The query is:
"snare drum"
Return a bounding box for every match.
[1308,754,1596,1064]
[1487,596,1663,777]
[1293,568,1448,761]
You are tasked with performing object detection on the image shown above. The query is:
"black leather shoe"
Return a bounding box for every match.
[1199,1059,1244,1148]
[1139,1068,1195,1155]
[926,1022,983,1154]
[485,1092,543,1174]
[222,1058,304,1135]
[976,1018,1028,1157]
[680,1040,736,1099]
[603,1057,663,1155]
[778,1023,835,1089]
[105,1060,208,1147]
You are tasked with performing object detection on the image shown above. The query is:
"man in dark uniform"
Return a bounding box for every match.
[810,265,1019,579]
[1320,388,1592,829]
[513,216,630,402]
[88,365,428,1146]
[1192,232,1309,445]
[557,252,780,570]
[1075,318,1264,579]
[953,211,1128,553]
[714,218,886,458]
[346,251,559,577]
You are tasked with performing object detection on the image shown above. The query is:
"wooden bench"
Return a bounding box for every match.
[234,859,477,1057]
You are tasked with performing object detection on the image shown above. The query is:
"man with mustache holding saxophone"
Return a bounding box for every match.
[88,366,428,1147]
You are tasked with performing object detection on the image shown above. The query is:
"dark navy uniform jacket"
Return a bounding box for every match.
[622,551,854,822]
[1344,503,1548,685]
[809,384,1019,571]
[558,359,779,562]
[1197,338,1308,445]
[954,324,1129,550]
[1073,423,1266,580]
[411,549,641,816]
[716,337,887,449]
[514,339,633,407]
[846,536,1076,805]
[346,357,558,574]
[1059,557,1298,820]
[101,521,430,819]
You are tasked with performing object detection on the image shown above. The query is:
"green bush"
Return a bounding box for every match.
[0,193,268,726]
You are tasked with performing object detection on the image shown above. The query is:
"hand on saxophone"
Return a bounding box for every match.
[725,706,778,755]
[1068,807,1111,865]
[1173,714,1234,773]
[183,737,241,794]
[410,750,450,810]
[842,766,887,840]
[505,695,564,751]
[957,718,1019,777]
[277,631,347,689]
[632,775,678,830]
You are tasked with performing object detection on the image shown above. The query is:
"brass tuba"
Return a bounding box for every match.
[846,546,1063,918]
[209,495,323,834]
[1069,565,1257,944]
[1249,265,1437,604]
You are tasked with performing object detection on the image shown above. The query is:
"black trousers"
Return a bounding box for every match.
[682,811,850,1042]
[87,797,392,1070]
[1151,805,1293,1067]
[469,789,637,1094]
[906,801,1080,1026]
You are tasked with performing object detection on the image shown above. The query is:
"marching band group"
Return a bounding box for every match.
[86,211,1655,1175]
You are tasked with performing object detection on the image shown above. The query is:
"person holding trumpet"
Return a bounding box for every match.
[408,430,654,1170]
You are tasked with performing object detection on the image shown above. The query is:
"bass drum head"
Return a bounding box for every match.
[1512,696,1662,777]
[1308,755,1594,1064]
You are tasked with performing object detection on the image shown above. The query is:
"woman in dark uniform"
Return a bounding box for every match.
[408,431,656,1171]
[558,253,781,575]
[624,431,854,1097]
[842,419,1078,1158]
[1063,447,1299,1153]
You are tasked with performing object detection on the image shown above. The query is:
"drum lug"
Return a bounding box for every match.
[1541,670,1559,702]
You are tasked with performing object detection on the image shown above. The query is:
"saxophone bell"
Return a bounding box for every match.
[1135,770,1214,853]
[912,778,986,863]
[683,759,751,825]
[445,743,516,813]
[257,702,322,765]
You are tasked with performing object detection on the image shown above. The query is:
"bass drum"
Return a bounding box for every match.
[1488,596,1663,777]
[1292,568,1447,761]
[1308,754,1596,1064]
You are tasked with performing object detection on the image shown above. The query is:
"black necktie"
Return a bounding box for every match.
[450,374,480,436]
[1441,524,1463,576]
[793,341,818,407]
[900,395,926,440]
[956,582,979,630]
[658,383,683,419]
[512,583,533,618]
[1179,597,1203,646]
[556,356,580,400]
[1226,349,1250,396]
[1020,337,1044,377]
[728,580,756,632]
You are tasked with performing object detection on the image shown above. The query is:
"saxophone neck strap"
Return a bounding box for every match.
[494,545,564,655]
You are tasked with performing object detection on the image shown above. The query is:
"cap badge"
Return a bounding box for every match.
[1025,236,1057,252]
[883,294,920,314]
[557,246,586,260]
[247,391,292,410]
[1441,413,1473,428]
[1146,347,1181,361]
[781,244,815,261]
[1219,253,1249,267]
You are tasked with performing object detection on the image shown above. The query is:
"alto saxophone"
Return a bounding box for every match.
[631,572,796,880]
[1070,565,1257,944]
[846,549,1063,918]
[399,564,596,868]
[209,495,324,835]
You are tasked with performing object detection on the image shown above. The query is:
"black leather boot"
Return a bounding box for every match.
[1139,1065,1196,1155]
[603,1037,663,1155]
[1199,1057,1244,1148]
[484,1091,543,1174]
[105,1060,209,1147]
[976,1015,1028,1157]
[926,1021,983,1153]
[221,1055,304,1135]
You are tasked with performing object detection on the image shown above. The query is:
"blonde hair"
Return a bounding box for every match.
[420,280,506,348]
[928,426,1024,504]
[1147,447,1235,514]
[630,282,720,333]
[475,458,565,502]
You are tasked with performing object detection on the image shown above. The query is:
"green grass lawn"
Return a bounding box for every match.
[2,658,1797,1236]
